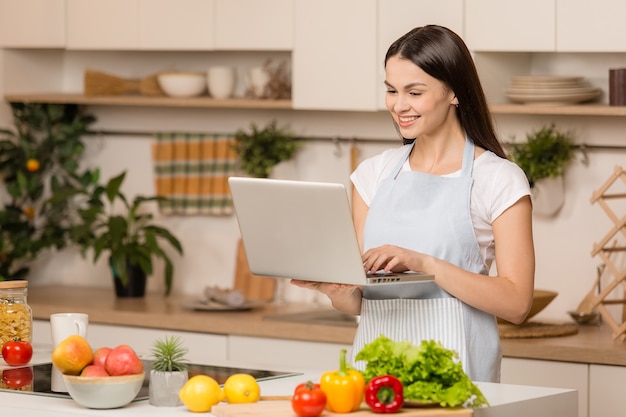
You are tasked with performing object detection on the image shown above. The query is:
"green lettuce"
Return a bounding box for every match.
[354,335,489,408]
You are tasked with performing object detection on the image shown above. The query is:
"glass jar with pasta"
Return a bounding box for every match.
[0,280,32,346]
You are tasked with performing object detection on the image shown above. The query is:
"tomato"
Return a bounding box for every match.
[1,366,34,389]
[2,339,33,366]
[291,381,327,417]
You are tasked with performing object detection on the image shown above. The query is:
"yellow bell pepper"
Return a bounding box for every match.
[320,349,365,413]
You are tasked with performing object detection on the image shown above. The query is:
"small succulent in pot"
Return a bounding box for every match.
[149,335,189,407]
[151,335,188,373]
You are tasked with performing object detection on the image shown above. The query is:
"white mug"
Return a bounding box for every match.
[207,66,236,99]
[248,66,269,98]
[50,312,88,346]
[50,313,88,392]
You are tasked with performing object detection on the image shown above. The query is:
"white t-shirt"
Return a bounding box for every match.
[350,144,531,270]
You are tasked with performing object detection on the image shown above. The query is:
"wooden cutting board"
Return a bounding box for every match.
[233,238,277,302]
[211,401,473,417]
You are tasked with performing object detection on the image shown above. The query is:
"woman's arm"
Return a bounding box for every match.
[362,195,535,324]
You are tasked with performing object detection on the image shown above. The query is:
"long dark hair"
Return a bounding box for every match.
[386,25,506,159]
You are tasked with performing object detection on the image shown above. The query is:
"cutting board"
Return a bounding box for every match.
[211,401,473,417]
[233,239,277,302]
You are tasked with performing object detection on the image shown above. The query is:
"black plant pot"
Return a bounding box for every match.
[110,261,147,298]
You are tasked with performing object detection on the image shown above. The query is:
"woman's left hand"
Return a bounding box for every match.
[362,244,423,274]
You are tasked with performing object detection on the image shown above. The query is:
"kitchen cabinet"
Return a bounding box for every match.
[557,0,626,52]
[66,0,292,51]
[465,0,555,52]
[292,0,378,111]
[501,357,588,417]
[589,364,626,417]
[376,0,464,109]
[67,0,139,50]
[0,0,65,48]
[138,0,215,50]
[33,320,229,365]
[229,335,351,371]
[214,0,293,51]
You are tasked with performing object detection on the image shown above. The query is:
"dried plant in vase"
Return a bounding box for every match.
[149,335,189,407]
[244,59,291,100]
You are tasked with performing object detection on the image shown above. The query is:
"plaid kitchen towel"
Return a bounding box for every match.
[152,132,238,215]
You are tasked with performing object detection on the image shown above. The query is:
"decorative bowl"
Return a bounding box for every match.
[497,289,558,325]
[63,372,145,409]
[157,72,206,97]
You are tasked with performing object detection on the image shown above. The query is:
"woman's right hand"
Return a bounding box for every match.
[290,280,362,315]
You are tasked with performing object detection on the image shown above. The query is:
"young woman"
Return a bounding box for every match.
[292,25,534,382]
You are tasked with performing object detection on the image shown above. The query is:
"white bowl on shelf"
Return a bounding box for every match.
[157,72,206,97]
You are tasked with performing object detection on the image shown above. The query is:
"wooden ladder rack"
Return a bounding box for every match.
[587,166,626,341]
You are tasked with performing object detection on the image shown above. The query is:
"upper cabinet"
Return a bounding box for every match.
[214,0,293,51]
[67,0,139,50]
[0,0,66,48]
[66,0,290,51]
[292,0,377,111]
[557,0,626,52]
[138,0,215,50]
[465,0,555,52]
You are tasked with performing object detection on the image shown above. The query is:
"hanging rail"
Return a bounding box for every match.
[85,129,626,155]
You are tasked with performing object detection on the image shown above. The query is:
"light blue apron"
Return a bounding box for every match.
[351,138,501,382]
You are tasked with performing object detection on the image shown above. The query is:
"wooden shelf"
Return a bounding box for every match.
[3,93,292,110]
[490,103,626,117]
[4,94,626,116]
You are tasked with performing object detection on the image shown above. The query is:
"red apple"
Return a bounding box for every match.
[92,347,112,368]
[80,365,110,377]
[104,344,144,376]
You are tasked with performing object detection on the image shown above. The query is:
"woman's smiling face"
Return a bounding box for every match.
[384,55,457,140]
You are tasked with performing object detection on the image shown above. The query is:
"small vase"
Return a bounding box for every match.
[109,259,147,297]
[531,176,565,217]
[149,370,188,407]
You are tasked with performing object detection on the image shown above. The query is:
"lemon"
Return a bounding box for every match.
[179,375,224,412]
[223,373,261,404]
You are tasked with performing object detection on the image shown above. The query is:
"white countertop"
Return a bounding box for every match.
[1,345,577,417]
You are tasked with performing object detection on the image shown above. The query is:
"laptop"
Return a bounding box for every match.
[228,177,434,286]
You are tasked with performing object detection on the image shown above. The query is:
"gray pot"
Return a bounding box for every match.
[148,370,188,407]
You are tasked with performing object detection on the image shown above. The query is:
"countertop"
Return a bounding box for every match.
[27,286,626,366]
[0,347,577,417]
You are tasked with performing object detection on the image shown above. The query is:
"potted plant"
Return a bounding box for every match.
[233,120,302,178]
[507,124,575,216]
[148,335,189,407]
[0,103,97,281]
[72,171,183,297]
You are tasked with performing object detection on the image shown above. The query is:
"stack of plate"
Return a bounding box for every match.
[506,75,601,105]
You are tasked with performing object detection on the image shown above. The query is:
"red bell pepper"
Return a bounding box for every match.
[364,375,404,413]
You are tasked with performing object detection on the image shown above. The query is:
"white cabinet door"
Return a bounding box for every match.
[67,0,139,50]
[138,0,214,50]
[501,358,587,417]
[377,0,464,110]
[229,335,351,371]
[292,0,377,111]
[465,0,555,52]
[0,0,65,47]
[589,364,626,417]
[214,0,293,51]
[33,320,228,365]
[557,0,626,52]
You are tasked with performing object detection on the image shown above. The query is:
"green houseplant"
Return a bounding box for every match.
[507,123,575,188]
[149,335,189,407]
[0,103,97,281]
[233,120,302,178]
[72,171,183,296]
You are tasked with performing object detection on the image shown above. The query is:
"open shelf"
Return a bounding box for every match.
[3,93,292,110]
[4,94,626,116]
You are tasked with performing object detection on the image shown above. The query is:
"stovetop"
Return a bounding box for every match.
[0,360,299,400]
